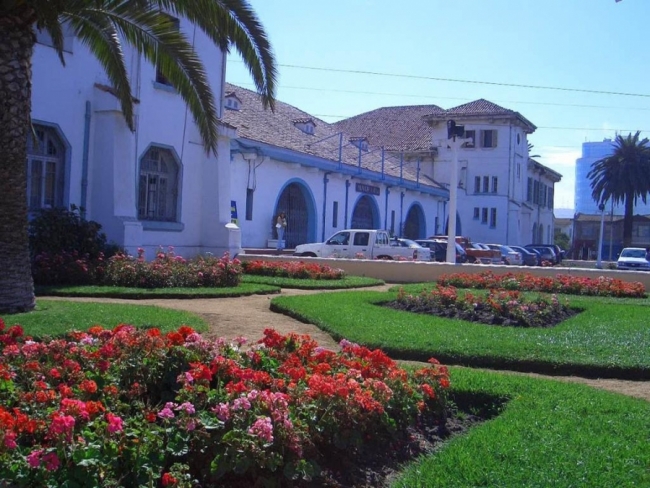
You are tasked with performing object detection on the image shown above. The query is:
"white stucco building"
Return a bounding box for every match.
[30,19,238,258]
[334,100,561,246]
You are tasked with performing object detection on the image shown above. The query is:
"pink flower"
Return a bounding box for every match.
[4,432,17,449]
[106,413,124,434]
[27,449,42,468]
[157,407,175,419]
[49,413,75,438]
[211,403,230,421]
[249,416,274,443]
[232,397,251,411]
[177,402,195,415]
[42,451,60,471]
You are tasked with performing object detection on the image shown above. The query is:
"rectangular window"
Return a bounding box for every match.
[245,189,254,220]
[492,176,498,193]
[473,207,480,220]
[533,180,540,204]
[527,177,533,202]
[463,130,476,148]
[490,208,497,228]
[483,176,489,193]
[332,201,339,227]
[156,16,180,85]
[548,188,554,209]
[480,130,498,148]
[474,176,481,193]
[481,207,488,224]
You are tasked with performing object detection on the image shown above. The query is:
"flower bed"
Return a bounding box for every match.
[241,260,345,280]
[438,271,646,298]
[0,320,449,487]
[387,285,576,328]
[103,248,242,288]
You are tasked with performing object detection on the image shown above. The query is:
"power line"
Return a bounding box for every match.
[228,60,650,98]
[229,80,650,114]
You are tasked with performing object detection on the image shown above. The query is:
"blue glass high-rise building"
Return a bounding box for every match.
[574,139,650,215]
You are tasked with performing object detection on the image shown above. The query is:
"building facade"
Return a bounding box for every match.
[30,19,238,259]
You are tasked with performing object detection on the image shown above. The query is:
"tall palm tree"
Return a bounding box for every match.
[0,0,276,314]
[588,131,650,248]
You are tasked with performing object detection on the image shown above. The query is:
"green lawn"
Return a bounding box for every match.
[35,282,280,298]
[270,288,650,379]
[2,299,208,337]
[392,367,650,487]
[241,274,384,289]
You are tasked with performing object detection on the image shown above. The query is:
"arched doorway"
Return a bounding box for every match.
[351,195,379,229]
[404,204,425,239]
[276,182,313,248]
[444,212,462,236]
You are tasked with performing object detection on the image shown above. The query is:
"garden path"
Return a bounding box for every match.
[46,284,650,402]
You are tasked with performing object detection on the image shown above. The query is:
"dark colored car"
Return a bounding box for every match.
[528,243,563,263]
[415,239,468,263]
[509,245,539,266]
[525,245,557,264]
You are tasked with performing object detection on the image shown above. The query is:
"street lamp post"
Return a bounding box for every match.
[596,202,606,269]
[444,120,471,264]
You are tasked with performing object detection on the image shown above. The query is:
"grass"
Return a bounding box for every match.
[392,366,650,487]
[270,288,650,379]
[35,282,280,299]
[2,300,208,338]
[241,274,384,289]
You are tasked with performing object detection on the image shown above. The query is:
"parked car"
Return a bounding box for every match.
[485,244,523,265]
[428,236,501,264]
[415,239,468,263]
[528,243,563,263]
[389,238,432,261]
[616,247,650,271]
[509,245,539,266]
[525,245,557,265]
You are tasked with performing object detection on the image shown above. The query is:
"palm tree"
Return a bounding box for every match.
[588,131,650,248]
[0,0,276,314]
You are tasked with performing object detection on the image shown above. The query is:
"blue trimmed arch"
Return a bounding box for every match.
[351,194,380,229]
[404,202,426,239]
[274,178,317,247]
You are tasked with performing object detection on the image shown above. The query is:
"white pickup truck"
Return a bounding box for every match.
[293,229,431,261]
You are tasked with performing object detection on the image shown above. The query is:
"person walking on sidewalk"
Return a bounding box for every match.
[276,212,287,251]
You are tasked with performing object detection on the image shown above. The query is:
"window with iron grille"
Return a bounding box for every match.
[490,208,497,228]
[492,176,498,193]
[27,125,65,210]
[138,147,179,221]
[527,177,533,202]
[480,130,498,148]
[481,208,488,224]
[473,207,480,220]
[332,201,339,227]
[474,176,481,193]
[483,176,489,193]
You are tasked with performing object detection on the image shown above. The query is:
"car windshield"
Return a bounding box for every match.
[620,249,646,258]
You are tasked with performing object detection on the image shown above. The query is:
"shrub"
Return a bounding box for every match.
[103,248,242,288]
[0,322,449,487]
[438,271,646,298]
[242,260,345,280]
[31,250,105,286]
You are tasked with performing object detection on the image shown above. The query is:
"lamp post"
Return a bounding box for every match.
[596,202,606,269]
[444,120,470,263]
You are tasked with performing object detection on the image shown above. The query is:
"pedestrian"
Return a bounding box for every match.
[276,212,287,251]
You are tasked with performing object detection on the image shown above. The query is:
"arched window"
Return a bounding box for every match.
[27,125,65,210]
[138,146,179,221]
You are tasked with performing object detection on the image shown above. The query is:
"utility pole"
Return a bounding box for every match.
[596,202,606,269]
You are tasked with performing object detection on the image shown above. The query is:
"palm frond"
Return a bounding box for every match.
[99,2,219,152]
[150,0,277,110]
[64,7,135,129]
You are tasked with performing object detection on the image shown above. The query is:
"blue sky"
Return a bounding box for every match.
[225,0,650,211]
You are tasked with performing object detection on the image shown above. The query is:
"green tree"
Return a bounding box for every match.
[554,231,570,251]
[0,0,276,313]
[588,131,650,248]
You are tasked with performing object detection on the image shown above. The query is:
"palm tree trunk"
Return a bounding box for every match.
[0,9,37,313]
[623,194,634,248]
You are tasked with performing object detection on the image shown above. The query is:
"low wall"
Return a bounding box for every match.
[238,253,650,289]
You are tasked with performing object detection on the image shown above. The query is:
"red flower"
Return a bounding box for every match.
[161,472,178,486]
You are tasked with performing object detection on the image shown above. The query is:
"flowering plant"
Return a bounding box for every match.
[103,247,242,288]
[241,260,345,280]
[0,319,448,487]
[438,271,646,298]
[32,250,105,285]
[392,285,573,328]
